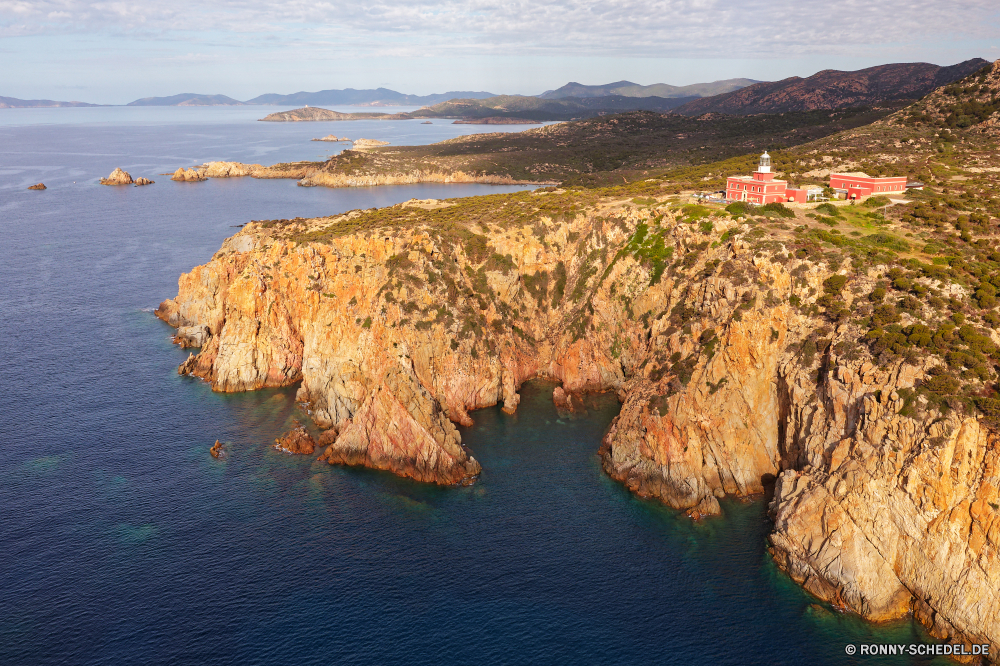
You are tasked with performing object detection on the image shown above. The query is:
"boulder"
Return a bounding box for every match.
[27,183,46,190]
[134,177,154,186]
[209,440,225,458]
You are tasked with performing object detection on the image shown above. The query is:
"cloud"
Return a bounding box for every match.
[1,0,997,59]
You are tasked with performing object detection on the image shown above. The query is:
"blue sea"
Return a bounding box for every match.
[0,107,949,664]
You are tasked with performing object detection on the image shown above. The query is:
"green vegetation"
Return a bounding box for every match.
[313,106,899,187]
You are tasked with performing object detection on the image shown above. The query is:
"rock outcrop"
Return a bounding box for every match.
[100,168,133,185]
[159,191,1000,657]
[274,425,316,455]
[209,440,225,458]
[134,177,154,186]
[27,183,46,190]
[351,138,390,150]
[171,168,207,182]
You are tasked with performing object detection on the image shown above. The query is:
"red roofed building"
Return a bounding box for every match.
[829,172,907,199]
[726,152,788,204]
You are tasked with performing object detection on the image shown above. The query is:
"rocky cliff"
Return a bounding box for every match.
[159,189,1000,659]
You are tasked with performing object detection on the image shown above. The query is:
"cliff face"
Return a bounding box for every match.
[770,362,1000,653]
[159,191,1000,658]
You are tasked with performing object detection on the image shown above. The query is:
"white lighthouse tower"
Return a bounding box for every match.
[757,151,771,174]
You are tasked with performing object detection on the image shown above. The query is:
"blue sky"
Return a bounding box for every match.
[1,0,998,103]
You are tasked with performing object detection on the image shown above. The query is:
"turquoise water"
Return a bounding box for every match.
[0,110,952,664]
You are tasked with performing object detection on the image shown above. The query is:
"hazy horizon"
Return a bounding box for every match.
[2,0,997,104]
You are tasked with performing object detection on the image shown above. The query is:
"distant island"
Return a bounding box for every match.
[259,107,411,122]
[0,96,101,108]
[127,93,247,107]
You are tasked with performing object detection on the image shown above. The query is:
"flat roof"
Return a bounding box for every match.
[728,175,786,182]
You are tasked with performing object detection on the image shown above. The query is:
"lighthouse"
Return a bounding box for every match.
[725,151,787,204]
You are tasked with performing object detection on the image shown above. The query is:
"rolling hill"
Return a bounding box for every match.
[539,78,759,99]
[674,58,988,116]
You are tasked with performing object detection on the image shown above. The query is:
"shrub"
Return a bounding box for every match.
[725,202,752,216]
[816,203,840,217]
[864,195,892,208]
[761,202,795,218]
[823,274,848,296]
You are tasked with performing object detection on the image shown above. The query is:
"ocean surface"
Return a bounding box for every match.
[1,108,948,665]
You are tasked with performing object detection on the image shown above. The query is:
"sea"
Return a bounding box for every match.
[0,106,949,665]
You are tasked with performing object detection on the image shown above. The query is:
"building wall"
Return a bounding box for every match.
[785,188,808,203]
[727,173,787,204]
[828,174,907,196]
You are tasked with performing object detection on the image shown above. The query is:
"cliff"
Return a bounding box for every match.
[158,190,1000,656]
[159,128,1000,657]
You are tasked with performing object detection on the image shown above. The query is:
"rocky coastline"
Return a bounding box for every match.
[158,183,1000,660]
[165,159,547,189]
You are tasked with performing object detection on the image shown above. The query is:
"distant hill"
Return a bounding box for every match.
[246,88,497,106]
[0,96,100,108]
[412,94,695,121]
[539,78,759,100]
[127,94,247,106]
[674,58,988,116]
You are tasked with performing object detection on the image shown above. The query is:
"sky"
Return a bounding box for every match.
[1,0,999,104]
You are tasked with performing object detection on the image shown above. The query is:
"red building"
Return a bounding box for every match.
[726,152,788,204]
[829,172,908,199]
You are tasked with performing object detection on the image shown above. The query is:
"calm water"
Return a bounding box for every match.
[1,109,946,665]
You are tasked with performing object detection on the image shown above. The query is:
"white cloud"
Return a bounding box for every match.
[1,0,997,59]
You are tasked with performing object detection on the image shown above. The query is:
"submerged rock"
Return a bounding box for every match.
[27,183,46,190]
[552,386,585,414]
[100,168,133,185]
